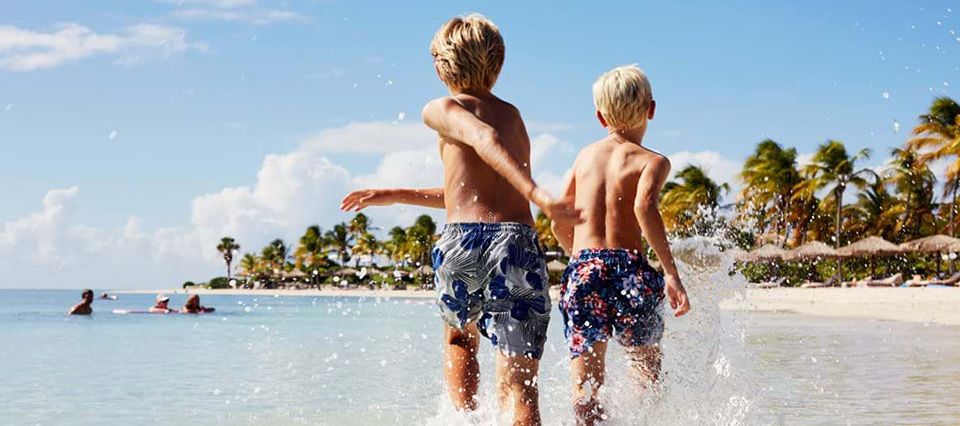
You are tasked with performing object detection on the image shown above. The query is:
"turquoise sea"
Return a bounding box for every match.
[2,285,959,425]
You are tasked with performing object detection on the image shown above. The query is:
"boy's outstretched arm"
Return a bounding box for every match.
[422,97,582,224]
[341,187,445,212]
[634,157,690,317]
[551,166,577,254]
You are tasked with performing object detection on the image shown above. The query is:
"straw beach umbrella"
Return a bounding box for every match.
[900,234,960,276]
[737,244,787,262]
[836,236,903,277]
[783,241,837,261]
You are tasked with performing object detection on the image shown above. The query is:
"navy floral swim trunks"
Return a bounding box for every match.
[431,222,551,359]
[559,248,665,358]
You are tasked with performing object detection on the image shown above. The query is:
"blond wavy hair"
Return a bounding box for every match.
[593,64,654,130]
[430,14,505,92]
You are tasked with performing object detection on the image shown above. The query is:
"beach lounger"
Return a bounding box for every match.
[863,273,904,287]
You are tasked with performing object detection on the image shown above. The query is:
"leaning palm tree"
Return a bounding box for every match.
[216,237,241,279]
[907,96,960,235]
[739,139,802,245]
[660,165,729,233]
[352,232,382,266]
[240,253,258,275]
[852,178,900,242]
[794,140,876,249]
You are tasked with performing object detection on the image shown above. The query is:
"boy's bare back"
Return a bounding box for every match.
[567,135,671,253]
[434,93,535,225]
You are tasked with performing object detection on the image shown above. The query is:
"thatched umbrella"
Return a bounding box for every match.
[900,234,960,276]
[783,241,836,261]
[737,244,787,262]
[336,267,360,276]
[282,269,308,279]
[546,259,567,273]
[836,236,903,277]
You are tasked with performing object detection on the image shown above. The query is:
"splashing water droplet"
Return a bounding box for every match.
[398,112,406,121]
[4,103,11,112]
[893,120,901,133]
[109,130,118,140]
[881,92,890,99]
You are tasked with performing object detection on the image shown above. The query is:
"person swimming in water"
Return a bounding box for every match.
[68,289,94,315]
[149,294,176,313]
[181,295,215,314]
[99,292,117,300]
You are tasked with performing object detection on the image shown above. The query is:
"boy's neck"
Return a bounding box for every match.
[453,87,494,98]
[608,126,646,146]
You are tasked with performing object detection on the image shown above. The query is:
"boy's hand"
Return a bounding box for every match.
[530,187,584,224]
[340,189,393,212]
[665,274,690,317]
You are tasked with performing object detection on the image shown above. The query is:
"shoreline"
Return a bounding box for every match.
[113,287,960,326]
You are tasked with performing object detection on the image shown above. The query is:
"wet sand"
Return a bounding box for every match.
[118,287,960,326]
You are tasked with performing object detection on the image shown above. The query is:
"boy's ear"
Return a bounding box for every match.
[648,100,656,120]
[596,110,608,128]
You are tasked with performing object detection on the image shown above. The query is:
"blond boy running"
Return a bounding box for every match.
[552,65,691,425]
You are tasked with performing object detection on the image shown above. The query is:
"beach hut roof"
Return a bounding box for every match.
[336,267,360,276]
[738,244,786,262]
[282,269,308,278]
[783,241,836,261]
[836,236,903,257]
[900,234,960,253]
[546,259,567,272]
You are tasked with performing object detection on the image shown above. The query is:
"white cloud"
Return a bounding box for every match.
[303,121,434,154]
[0,122,576,289]
[172,8,302,25]
[159,0,302,25]
[158,0,257,7]
[0,23,206,71]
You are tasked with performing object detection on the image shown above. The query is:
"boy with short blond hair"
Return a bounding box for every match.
[552,64,690,425]
[341,14,580,425]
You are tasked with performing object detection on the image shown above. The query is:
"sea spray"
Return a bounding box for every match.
[425,235,762,425]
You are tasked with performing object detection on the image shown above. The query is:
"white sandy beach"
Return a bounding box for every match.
[117,287,960,326]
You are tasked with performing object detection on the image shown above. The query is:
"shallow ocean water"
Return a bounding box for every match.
[1,287,959,426]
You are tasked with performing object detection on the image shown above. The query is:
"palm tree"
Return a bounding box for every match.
[352,232,381,266]
[794,140,876,249]
[739,140,801,245]
[240,253,258,275]
[907,96,960,235]
[325,223,353,266]
[294,225,327,269]
[216,237,240,279]
[384,226,408,265]
[887,147,938,240]
[851,178,900,241]
[533,211,560,254]
[405,215,438,267]
[660,165,729,233]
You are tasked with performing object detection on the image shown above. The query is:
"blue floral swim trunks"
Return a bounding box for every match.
[432,222,550,359]
[559,249,665,358]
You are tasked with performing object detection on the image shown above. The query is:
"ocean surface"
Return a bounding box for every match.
[2,285,959,425]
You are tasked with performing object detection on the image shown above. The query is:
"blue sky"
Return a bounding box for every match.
[0,0,957,288]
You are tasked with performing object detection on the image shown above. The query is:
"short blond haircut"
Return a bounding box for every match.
[592,64,654,130]
[430,14,505,92]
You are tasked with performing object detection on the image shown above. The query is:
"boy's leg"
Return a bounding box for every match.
[624,343,662,389]
[444,323,481,411]
[570,341,607,426]
[495,352,541,426]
